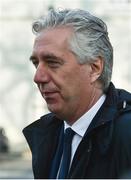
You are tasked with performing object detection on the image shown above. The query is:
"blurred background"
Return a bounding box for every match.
[0,0,131,178]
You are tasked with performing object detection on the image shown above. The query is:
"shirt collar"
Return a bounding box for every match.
[64,94,106,137]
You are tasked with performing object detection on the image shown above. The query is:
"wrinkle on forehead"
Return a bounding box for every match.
[31,27,75,62]
[34,26,74,49]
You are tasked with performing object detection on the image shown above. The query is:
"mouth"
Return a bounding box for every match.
[42,91,59,98]
[41,91,60,105]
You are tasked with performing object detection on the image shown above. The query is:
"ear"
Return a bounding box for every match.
[89,57,104,83]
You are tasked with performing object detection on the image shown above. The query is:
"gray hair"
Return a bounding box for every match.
[32,9,113,91]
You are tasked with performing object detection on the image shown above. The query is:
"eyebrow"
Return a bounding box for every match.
[29,53,63,62]
[29,55,36,61]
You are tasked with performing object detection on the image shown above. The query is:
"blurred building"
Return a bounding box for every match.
[0,0,131,152]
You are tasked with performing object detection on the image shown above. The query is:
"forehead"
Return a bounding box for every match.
[33,27,73,51]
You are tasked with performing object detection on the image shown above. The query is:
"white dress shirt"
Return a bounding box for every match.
[64,94,106,164]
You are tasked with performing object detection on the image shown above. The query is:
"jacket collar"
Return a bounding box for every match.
[84,82,118,135]
[82,82,131,155]
[85,82,131,135]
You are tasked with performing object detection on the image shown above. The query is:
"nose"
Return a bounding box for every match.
[34,63,50,84]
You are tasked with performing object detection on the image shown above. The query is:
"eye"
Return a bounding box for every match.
[29,56,39,68]
[47,60,61,68]
[32,60,39,68]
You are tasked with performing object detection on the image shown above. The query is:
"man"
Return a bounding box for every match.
[23,9,131,179]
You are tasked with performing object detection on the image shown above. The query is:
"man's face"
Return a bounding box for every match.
[30,27,96,124]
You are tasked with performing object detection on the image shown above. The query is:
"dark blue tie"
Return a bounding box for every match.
[58,128,75,179]
[49,127,64,179]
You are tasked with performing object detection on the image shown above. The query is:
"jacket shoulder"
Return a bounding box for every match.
[116,88,131,132]
[23,113,56,131]
[115,111,131,137]
[22,113,62,151]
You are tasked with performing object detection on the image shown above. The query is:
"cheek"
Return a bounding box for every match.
[62,75,83,97]
[51,66,89,95]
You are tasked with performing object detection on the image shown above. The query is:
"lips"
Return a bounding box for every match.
[41,91,59,98]
[38,84,59,99]
[44,91,57,96]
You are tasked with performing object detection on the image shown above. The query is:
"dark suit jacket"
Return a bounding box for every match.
[23,83,131,178]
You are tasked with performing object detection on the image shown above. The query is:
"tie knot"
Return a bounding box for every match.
[64,128,75,143]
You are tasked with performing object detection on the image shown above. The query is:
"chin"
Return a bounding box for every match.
[48,106,65,119]
[48,104,61,114]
